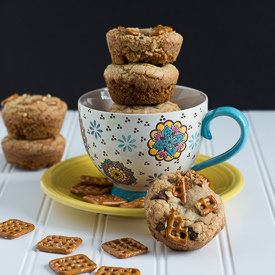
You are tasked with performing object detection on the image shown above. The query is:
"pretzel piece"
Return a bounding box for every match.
[188,170,210,187]
[96,266,140,275]
[70,183,112,196]
[195,195,218,216]
[172,177,187,204]
[36,235,82,254]
[102,237,148,259]
[49,254,97,275]
[79,175,113,187]
[0,219,35,239]
[1,93,18,106]
[119,197,145,208]
[83,194,127,206]
[166,209,188,245]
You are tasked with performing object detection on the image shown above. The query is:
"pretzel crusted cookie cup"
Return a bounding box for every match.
[106,25,183,65]
[144,170,226,251]
[104,63,179,105]
[1,94,67,140]
[1,134,66,169]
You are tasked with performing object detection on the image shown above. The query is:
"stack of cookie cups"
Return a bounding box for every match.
[104,25,183,106]
[1,94,67,169]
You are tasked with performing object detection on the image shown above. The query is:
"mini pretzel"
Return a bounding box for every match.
[195,195,218,216]
[83,194,127,206]
[0,219,35,239]
[166,208,188,245]
[70,183,112,196]
[102,237,148,258]
[119,197,145,208]
[36,235,82,254]
[172,177,187,204]
[79,175,113,187]
[95,266,140,275]
[49,254,97,275]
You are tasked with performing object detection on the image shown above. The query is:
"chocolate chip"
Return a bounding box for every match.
[151,190,168,201]
[188,226,198,240]
[156,222,166,232]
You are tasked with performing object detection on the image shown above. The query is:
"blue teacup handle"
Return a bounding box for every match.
[191,107,249,171]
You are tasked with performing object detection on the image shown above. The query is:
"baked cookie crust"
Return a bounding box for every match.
[1,134,66,169]
[104,63,179,105]
[1,94,67,140]
[106,25,183,65]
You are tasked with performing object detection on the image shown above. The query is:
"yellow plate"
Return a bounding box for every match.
[40,154,244,218]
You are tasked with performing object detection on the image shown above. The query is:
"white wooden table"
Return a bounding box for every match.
[0,110,275,275]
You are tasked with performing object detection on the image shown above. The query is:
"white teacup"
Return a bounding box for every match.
[78,86,249,201]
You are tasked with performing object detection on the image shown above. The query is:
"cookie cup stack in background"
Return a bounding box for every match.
[1,94,67,169]
[104,25,183,112]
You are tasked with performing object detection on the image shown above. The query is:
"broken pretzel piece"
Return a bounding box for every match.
[188,169,210,187]
[166,208,188,246]
[83,194,127,206]
[119,197,145,208]
[172,177,187,205]
[1,93,18,106]
[195,195,218,216]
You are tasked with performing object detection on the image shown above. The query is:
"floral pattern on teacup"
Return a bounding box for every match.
[79,115,90,151]
[101,159,136,186]
[148,120,188,161]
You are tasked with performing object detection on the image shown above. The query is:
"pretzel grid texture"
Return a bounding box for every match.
[172,177,187,204]
[166,209,188,245]
[195,195,218,216]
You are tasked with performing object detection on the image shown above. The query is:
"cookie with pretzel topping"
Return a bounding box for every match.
[144,170,225,251]
[106,25,183,65]
[1,93,67,140]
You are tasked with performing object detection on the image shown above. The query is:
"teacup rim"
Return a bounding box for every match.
[78,85,208,115]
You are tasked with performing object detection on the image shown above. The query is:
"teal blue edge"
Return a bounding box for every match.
[192,106,249,171]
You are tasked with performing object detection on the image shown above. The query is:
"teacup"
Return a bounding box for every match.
[78,85,249,201]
